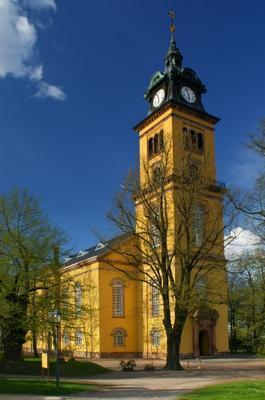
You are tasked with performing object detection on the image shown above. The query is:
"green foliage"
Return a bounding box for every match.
[228,251,265,353]
[257,343,265,356]
[180,380,265,400]
[0,379,95,395]
[0,188,68,360]
[228,123,265,354]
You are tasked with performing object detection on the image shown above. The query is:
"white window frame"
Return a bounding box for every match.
[151,329,160,347]
[75,283,83,316]
[112,280,124,317]
[112,328,127,347]
[63,330,70,346]
[192,204,205,247]
[151,285,160,317]
[149,206,161,248]
[75,330,83,346]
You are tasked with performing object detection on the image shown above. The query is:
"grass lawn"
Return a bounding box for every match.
[180,380,265,400]
[0,357,108,377]
[0,378,95,395]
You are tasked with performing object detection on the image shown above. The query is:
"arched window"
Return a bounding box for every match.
[75,330,83,346]
[154,134,159,154]
[112,328,127,347]
[151,328,160,347]
[63,330,70,346]
[184,128,204,154]
[75,283,82,316]
[190,130,197,149]
[183,127,190,150]
[159,130,164,151]
[148,131,164,158]
[112,280,124,317]
[197,133,204,153]
[192,204,205,247]
[151,285,160,316]
[148,137,153,157]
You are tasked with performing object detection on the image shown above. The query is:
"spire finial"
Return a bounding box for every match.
[168,9,176,35]
[165,10,183,71]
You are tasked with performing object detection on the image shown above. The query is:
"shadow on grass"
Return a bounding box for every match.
[0,358,109,377]
[0,378,95,396]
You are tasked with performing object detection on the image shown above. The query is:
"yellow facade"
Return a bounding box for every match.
[135,104,229,358]
[57,242,143,358]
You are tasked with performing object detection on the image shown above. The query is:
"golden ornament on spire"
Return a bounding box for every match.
[169,9,176,33]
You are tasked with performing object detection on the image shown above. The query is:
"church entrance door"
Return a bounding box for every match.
[199,330,209,356]
[193,307,219,357]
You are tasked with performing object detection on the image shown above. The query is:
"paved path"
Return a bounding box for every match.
[0,358,265,400]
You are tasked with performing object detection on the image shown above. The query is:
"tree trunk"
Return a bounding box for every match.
[162,290,185,370]
[165,324,184,371]
[164,329,183,370]
[32,330,39,358]
[2,320,26,361]
[2,294,28,361]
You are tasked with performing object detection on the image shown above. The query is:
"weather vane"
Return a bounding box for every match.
[168,10,176,33]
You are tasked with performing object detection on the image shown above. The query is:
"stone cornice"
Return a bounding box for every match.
[134,100,220,132]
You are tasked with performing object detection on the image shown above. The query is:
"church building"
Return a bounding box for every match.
[28,15,229,359]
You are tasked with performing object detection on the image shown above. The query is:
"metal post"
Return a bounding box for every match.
[54,309,61,388]
[55,321,60,388]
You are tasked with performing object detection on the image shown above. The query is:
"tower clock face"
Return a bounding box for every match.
[181,86,196,103]
[153,88,165,108]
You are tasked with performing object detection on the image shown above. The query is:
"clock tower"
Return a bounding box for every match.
[134,13,229,358]
[144,12,211,118]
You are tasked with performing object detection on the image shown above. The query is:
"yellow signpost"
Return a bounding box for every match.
[41,352,49,378]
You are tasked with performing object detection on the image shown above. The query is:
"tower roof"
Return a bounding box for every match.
[142,11,213,118]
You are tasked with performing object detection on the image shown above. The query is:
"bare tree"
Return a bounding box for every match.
[105,147,238,370]
[247,120,265,158]
[229,121,265,240]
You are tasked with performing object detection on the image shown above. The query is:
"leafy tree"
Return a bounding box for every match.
[58,274,100,359]
[228,250,265,353]
[227,121,265,353]
[0,188,67,361]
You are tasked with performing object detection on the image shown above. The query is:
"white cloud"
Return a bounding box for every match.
[0,1,36,78]
[30,65,43,81]
[36,81,66,101]
[0,0,65,100]
[16,15,37,46]
[24,0,56,11]
[225,227,260,259]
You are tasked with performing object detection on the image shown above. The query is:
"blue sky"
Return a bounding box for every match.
[0,0,264,251]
